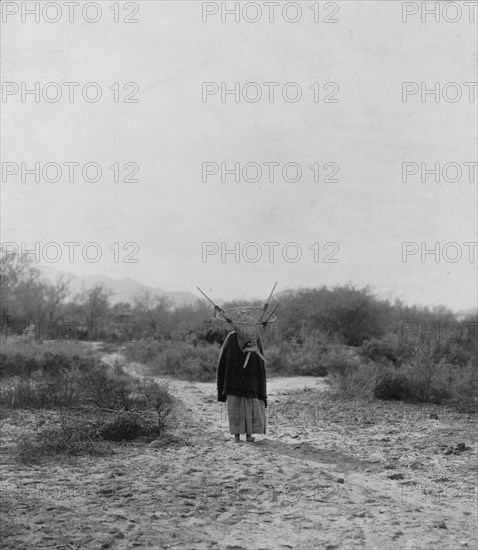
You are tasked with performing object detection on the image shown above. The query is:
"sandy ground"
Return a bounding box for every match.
[1,352,477,549]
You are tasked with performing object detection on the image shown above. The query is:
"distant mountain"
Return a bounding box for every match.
[38,266,199,307]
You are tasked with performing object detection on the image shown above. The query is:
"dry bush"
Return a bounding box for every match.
[0,352,141,411]
[373,341,478,411]
[16,383,174,463]
[17,414,111,463]
[326,350,380,399]
[2,348,176,462]
[138,379,174,435]
[0,337,93,377]
[1,368,80,408]
[76,362,134,410]
[96,409,163,441]
[123,337,164,364]
[146,341,219,381]
[0,356,112,409]
[264,344,289,375]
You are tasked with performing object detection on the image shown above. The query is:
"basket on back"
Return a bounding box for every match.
[196,285,279,368]
[214,306,277,345]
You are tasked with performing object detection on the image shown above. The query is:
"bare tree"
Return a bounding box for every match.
[132,290,171,336]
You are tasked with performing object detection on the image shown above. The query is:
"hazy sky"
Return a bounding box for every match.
[2,1,477,310]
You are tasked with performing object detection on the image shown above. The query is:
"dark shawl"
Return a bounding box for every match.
[216,331,267,407]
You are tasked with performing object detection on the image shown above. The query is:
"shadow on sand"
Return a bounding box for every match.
[253,438,380,473]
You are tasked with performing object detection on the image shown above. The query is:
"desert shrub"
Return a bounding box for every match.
[1,356,90,408]
[17,414,111,463]
[146,341,219,381]
[96,410,162,441]
[76,362,135,410]
[17,410,161,463]
[326,347,379,398]
[4,368,80,408]
[123,337,165,364]
[361,336,399,365]
[374,364,455,404]
[373,344,478,409]
[373,370,415,401]
[138,379,174,434]
[395,342,454,402]
[15,379,175,462]
[0,337,93,373]
[0,353,40,378]
[126,337,341,380]
[266,339,328,377]
[0,353,153,412]
[285,339,326,376]
[0,376,35,407]
[265,344,290,375]
[447,362,477,404]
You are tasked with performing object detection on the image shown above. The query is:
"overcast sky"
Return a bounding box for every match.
[2,1,477,310]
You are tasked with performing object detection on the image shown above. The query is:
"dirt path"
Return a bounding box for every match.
[1,353,476,549]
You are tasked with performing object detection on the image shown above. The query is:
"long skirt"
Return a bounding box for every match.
[226,395,266,435]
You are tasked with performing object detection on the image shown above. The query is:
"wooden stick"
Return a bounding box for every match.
[196,286,219,309]
[196,286,232,324]
[262,303,280,325]
[263,282,277,312]
[258,282,278,323]
[243,284,278,368]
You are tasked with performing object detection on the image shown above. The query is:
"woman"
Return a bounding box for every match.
[216,330,267,442]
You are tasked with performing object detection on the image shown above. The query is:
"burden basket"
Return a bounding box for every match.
[214,306,277,345]
[196,285,279,368]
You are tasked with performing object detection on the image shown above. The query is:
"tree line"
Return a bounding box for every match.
[1,252,477,367]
